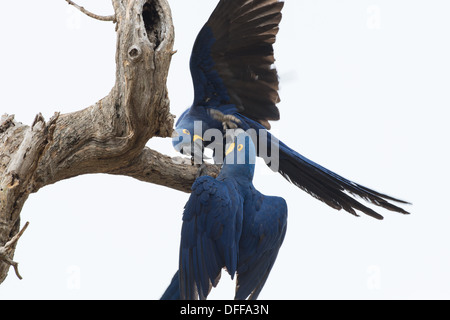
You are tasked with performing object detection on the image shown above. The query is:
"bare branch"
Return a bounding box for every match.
[0,222,30,280]
[0,0,176,284]
[3,222,29,250]
[0,114,15,134]
[107,147,220,193]
[65,0,116,22]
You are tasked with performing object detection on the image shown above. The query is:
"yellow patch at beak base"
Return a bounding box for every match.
[225,143,236,156]
[193,135,204,142]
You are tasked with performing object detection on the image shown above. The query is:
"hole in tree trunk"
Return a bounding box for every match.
[143,1,162,49]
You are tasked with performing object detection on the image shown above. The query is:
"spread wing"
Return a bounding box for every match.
[190,0,283,128]
[179,176,243,300]
[235,192,288,300]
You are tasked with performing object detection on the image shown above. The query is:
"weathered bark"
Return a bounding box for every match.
[0,0,217,284]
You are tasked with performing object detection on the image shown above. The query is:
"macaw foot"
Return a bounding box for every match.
[209,109,242,131]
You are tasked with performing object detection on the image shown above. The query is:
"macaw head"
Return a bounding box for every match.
[172,124,205,163]
[222,129,256,179]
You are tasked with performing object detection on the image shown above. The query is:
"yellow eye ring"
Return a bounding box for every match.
[237,144,244,152]
[183,129,190,135]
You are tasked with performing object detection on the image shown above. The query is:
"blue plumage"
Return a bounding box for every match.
[236,184,287,300]
[162,130,287,300]
[160,271,180,300]
[190,26,231,107]
[162,0,410,301]
[179,175,243,300]
[172,0,410,219]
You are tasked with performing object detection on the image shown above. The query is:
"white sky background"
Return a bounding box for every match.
[1,0,449,300]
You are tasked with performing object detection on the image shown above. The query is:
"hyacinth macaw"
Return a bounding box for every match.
[171,0,410,220]
[163,130,287,300]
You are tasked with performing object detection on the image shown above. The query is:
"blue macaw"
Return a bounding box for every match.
[172,0,410,220]
[163,130,287,300]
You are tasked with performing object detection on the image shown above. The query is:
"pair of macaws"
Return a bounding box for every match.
[160,0,410,300]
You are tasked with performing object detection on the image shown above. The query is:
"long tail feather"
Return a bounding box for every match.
[276,139,410,219]
[239,116,411,219]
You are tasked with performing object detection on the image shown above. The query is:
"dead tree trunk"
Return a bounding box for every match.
[0,0,218,284]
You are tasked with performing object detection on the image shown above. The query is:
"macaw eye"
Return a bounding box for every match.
[237,144,244,152]
[183,129,190,135]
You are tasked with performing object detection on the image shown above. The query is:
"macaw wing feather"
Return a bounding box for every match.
[190,0,283,128]
[236,193,287,300]
[179,176,243,300]
[160,271,181,300]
